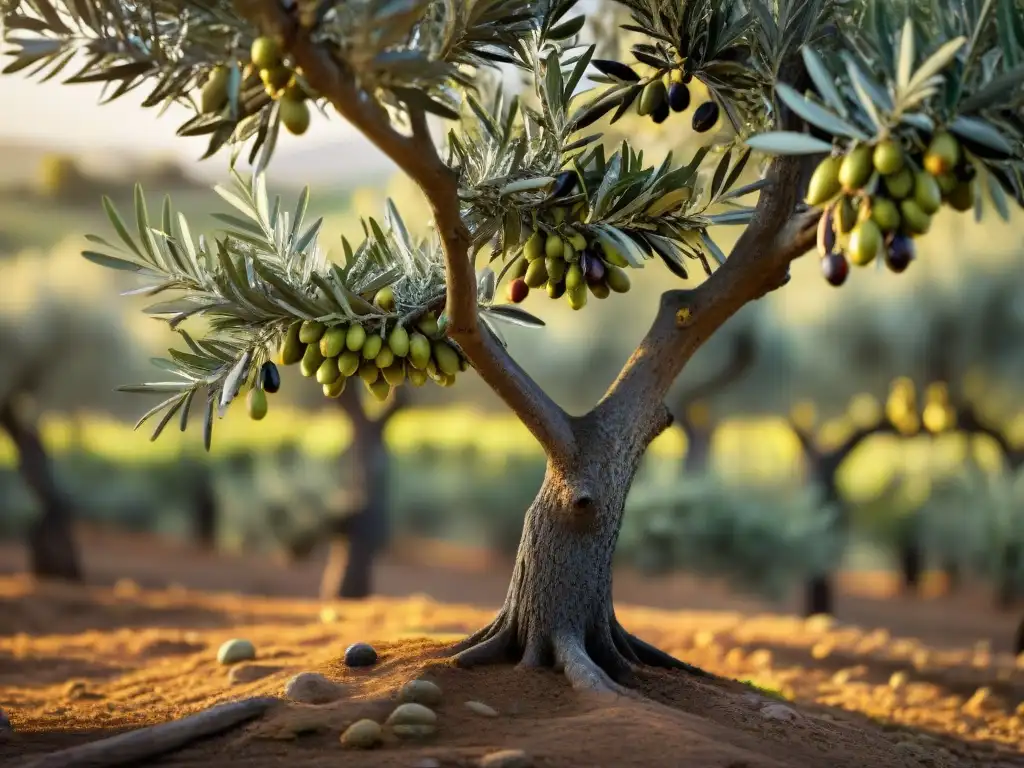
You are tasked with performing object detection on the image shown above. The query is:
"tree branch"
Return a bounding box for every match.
[19,697,275,768]
[234,0,575,463]
[595,156,820,444]
[595,50,819,447]
[954,399,1018,465]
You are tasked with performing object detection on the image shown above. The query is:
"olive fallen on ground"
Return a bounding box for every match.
[344,642,378,667]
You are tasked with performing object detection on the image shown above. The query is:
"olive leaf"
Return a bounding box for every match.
[744,131,833,154]
[775,83,870,140]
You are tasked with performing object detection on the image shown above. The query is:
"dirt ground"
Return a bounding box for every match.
[2,527,1024,767]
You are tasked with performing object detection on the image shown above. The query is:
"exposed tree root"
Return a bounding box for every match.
[448,611,717,695]
[20,697,276,768]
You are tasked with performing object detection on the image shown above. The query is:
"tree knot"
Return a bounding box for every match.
[675,307,695,328]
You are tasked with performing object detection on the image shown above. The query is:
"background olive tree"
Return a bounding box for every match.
[3,0,1023,696]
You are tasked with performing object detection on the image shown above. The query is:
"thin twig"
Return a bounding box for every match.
[19,697,276,768]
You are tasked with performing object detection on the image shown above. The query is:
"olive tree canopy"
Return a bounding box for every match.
[4,0,1022,694]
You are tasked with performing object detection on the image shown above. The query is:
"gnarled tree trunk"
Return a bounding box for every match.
[0,401,81,581]
[319,387,397,600]
[449,419,708,692]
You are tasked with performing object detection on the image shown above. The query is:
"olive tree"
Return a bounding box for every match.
[4,0,1023,696]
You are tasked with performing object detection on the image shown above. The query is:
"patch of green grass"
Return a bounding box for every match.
[741,679,790,701]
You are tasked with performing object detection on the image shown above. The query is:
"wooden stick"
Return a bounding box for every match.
[19,697,277,768]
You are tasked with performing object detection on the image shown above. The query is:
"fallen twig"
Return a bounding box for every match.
[20,696,277,768]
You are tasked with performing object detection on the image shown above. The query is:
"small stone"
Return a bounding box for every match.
[399,679,443,707]
[344,642,378,668]
[392,724,437,739]
[285,672,347,704]
[888,671,909,692]
[340,719,382,749]
[64,680,87,699]
[228,664,276,685]
[387,702,437,727]
[0,707,12,736]
[412,760,442,768]
[217,638,256,665]
[465,700,499,717]
[760,703,800,722]
[479,749,532,768]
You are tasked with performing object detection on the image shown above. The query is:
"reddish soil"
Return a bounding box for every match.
[1,527,1023,767]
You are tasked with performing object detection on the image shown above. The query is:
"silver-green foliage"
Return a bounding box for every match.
[2,0,1023,451]
[619,473,843,600]
[746,1,1024,215]
[923,463,1024,589]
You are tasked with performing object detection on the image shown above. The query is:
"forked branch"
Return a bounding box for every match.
[233,0,575,463]
[596,151,820,443]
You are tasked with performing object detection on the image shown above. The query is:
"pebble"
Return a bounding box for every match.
[760,703,800,722]
[217,638,256,665]
[387,703,437,727]
[285,672,347,704]
[0,707,11,736]
[228,664,275,685]
[64,680,87,699]
[344,642,378,668]
[399,679,443,707]
[465,700,499,717]
[478,749,532,768]
[412,760,441,768]
[339,719,382,749]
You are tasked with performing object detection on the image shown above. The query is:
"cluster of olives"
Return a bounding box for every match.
[636,68,720,133]
[198,36,315,136]
[503,196,632,310]
[245,288,467,419]
[884,376,956,436]
[807,131,974,286]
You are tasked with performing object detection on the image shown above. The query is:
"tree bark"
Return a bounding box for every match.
[995,543,1020,610]
[0,401,81,581]
[802,474,842,617]
[319,389,394,600]
[192,465,218,550]
[449,419,711,693]
[680,417,713,475]
[898,536,923,594]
